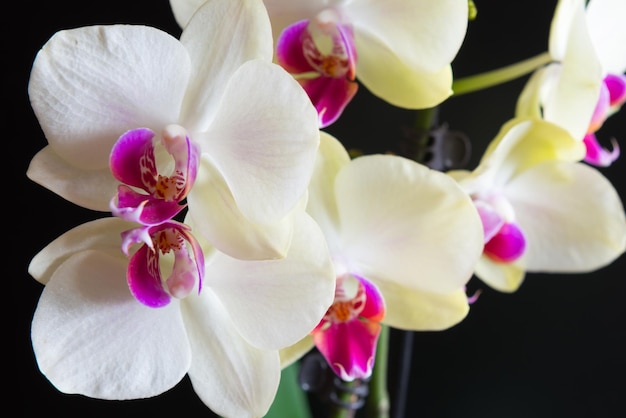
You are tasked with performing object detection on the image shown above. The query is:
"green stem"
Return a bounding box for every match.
[366,324,390,418]
[328,380,360,418]
[407,106,439,164]
[451,51,552,96]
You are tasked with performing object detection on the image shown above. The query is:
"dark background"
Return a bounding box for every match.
[11,1,625,417]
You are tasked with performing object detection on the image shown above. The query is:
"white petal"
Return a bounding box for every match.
[205,212,335,350]
[549,0,578,61]
[28,25,189,169]
[187,156,296,260]
[28,218,133,285]
[347,0,466,108]
[32,250,191,399]
[279,335,315,369]
[169,0,206,28]
[356,45,454,108]
[586,0,626,74]
[474,256,527,293]
[377,281,470,331]
[182,289,281,418]
[179,0,274,130]
[201,59,320,223]
[336,155,483,294]
[348,0,468,72]
[462,118,585,193]
[506,161,626,272]
[546,0,603,140]
[306,132,351,252]
[27,146,118,211]
[516,65,559,121]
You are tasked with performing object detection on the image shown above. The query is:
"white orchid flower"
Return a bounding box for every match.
[28,213,334,418]
[448,118,626,292]
[279,132,484,377]
[516,0,626,166]
[170,0,469,126]
[28,0,321,260]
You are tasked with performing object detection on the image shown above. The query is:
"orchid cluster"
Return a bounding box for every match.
[25,0,625,417]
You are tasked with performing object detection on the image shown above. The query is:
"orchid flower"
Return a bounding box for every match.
[516,0,626,167]
[279,132,484,380]
[28,211,334,417]
[448,118,626,293]
[26,0,339,415]
[28,0,321,261]
[170,0,469,127]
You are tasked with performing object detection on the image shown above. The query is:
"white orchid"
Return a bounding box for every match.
[280,132,484,377]
[170,0,469,126]
[448,118,626,292]
[516,0,626,166]
[26,0,338,416]
[29,214,334,418]
[28,0,321,260]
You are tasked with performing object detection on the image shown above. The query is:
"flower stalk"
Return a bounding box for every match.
[452,51,552,96]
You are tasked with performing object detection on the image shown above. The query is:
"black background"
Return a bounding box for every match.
[11,1,626,417]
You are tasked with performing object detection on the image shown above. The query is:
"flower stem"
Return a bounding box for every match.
[366,324,390,418]
[451,51,552,96]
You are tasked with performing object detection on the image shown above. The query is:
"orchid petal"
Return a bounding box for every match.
[28,25,189,169]
[179,0,273,131]
[545,0,603,140]
[169,0,206,28]
[263,0,327,46]
[356,44,454,109]
[200,59,319,224]
[276,19,315,74]
[605,73,626,107]
[127,240,172,308]
[347,0,468,73]
[205,211,335,350]
[182,290,281,418]
[375,282,470,331]
[586,0,626,74]
[506,161,626,273]
[279,335,315,369]
[300,74,359,127]
[474,256,527,293]
[112,185,184,226]
[336,154,482,294]
[31,250,191,399]
[306,132,351,252]
[313,319,380,381]
[474,200,505,243]
[483,222,527,263]
[348,0,466,108]
[583,133,620,167]
[27,146,118,211]
[516,65,555,121]
[28,218,134,285]
[467,119,585,192]
[187,156,296,260]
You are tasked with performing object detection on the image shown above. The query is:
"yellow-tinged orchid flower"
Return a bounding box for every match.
[279,132,484,376]
[170,0,469,125]
[448,118,626,292]
[516,0,626,166]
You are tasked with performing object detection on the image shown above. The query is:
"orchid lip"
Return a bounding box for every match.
[124,221,204,308]
[109,125,200,226]
[312,273,385,381]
